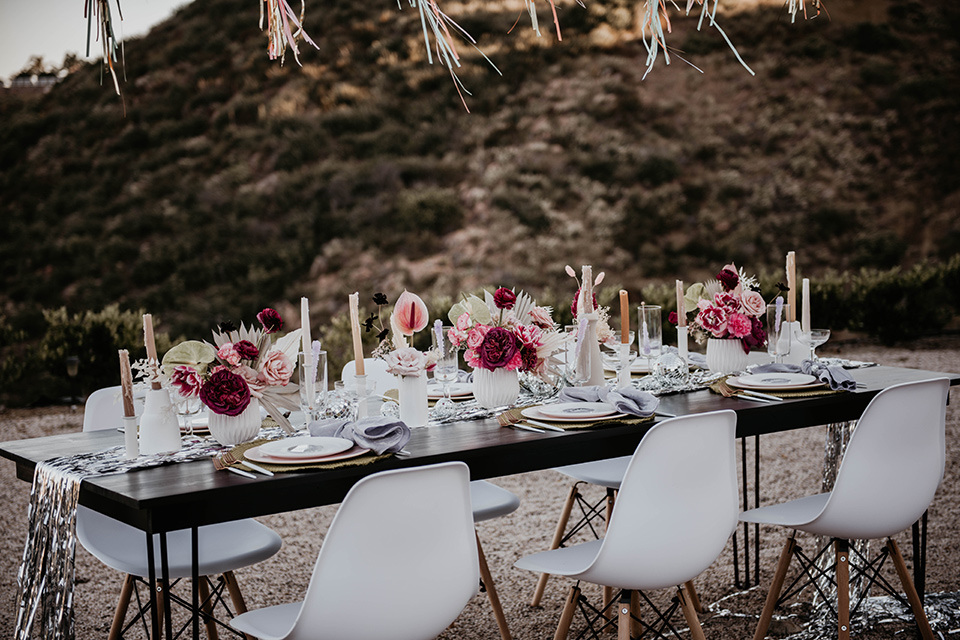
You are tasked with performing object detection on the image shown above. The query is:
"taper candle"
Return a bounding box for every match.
[582,265,594,314]
[348,292,365,375]
[619,290,629,344]
[118,349,136,418]
[676,280,686,327]
[801,278,811,334]
[142,314,161,390]
[786,252,796,322]
[300,297,312,360]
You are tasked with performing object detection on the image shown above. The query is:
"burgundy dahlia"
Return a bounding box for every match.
[668,311,678,326]
[478,327,519,369]
[257,308,283,334]
[199,369,251,416]
[493,287,517,310]
[234,340,259,361]
[741,316,767,354]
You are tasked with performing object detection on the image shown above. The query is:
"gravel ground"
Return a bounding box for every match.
[1,339,958,639]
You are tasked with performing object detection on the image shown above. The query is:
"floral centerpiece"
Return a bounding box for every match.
[675,263,767,353]
[151,308,302,442]
[447,287,562,407]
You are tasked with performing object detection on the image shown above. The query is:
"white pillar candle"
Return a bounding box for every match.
[348,292,365,376]
[801,278,811,334]
[786,252,796,322]
[300,297,312,358]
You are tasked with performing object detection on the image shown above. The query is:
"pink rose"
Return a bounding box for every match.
[238,364,266,397]
[466,325,490,350]
[727,313,753,338]
[740,290,765,317]
[697,305,729,337]
[384,347,427,377]
[447,327,468,347]
[258,349,293,386]
[455,312,471,332]
[170,365,202,398]
[527,306,555,330]
[217,343,241,367]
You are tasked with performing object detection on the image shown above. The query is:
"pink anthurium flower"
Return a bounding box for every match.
[393,290,429,336]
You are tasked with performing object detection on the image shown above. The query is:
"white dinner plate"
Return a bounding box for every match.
[245,444,370,465]
[427,382,474,399]
[728,373,823,391]
[521,406,627,423]
[538,402,618,420]
[259,436,354,459]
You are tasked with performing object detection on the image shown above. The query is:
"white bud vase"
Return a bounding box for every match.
[398,372,429,428]
[208,397,262,446]
[139,388,182,455]
[705,338,749,375]
[473,367,520,409]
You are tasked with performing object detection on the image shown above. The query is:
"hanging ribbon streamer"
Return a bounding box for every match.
[84,0,125,97]
[260,0,320,66]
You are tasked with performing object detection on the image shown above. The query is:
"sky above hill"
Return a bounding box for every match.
[0,0,187,81]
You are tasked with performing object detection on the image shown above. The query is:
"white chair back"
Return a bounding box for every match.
[286,462,479,640]
[578,410,738,591]
[83,386,129,432]
[805,377,949,540]
[341,358,397,393]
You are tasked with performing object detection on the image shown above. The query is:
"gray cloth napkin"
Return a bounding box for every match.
[557,385,659,417]
[750,361,856,391]
[308,417,411,455]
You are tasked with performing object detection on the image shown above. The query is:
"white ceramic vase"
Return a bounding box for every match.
[398,372,429,428]
[207,397,262,446]
[472,367,520,409]
[705,338,749,375]
[138,388,182,455]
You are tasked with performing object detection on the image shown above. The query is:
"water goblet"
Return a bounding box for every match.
[766,303,792,364]
[798,328,831,362]
[600,331,636,388]
[298,351,328,424]
[431,325,459,418]
[637,305,662,368]
[174,394,202,437]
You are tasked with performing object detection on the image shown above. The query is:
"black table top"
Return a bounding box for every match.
[2,365,957,534]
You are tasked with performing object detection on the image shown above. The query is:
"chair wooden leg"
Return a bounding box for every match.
[836,540,850,640]
[553,585,580,640]
[754,534,796,640]
[107,574,135,640]
[532,484,579,607]
[223,571,254,640]
[683,580,702,614]
[888,538,935,640]
[617,591,632,640]
[197,576,219,640]
[155,580,166,639]
[602,489,616,622]
[476,532,512,640]
[678,583,706,640]
[630,590,642,638]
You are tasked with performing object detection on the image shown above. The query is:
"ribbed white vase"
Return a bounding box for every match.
[705,339,749,375]
[398,372,429,428]
[208,397,261,446]
[472,367,520,409]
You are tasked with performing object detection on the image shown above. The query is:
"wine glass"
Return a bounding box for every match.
[564,324,590,387]
[766,303,792,364]
[298,350,328,424]
[431,325,459,418]
[798,329,831,362]
[600,331,636,388]
[174,394,202,438]
[637,305,662,369]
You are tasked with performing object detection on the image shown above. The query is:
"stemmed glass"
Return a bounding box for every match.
[637,305,662,369]
[798,329,831,362]
[431,325,459,418]
[174,394,202,437]
[766,303,792,364]
[298,350,328,424]
[600,332,636,388]
[564,324,590,387]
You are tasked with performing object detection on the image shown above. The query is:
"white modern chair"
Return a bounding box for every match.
[471,480,521,640]
[341,358,396,393]
[79,386,283,639]
[515,410,738,639]
[741,378,949,640]
[230,461,480,640]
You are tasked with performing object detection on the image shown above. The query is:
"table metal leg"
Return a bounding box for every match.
[146,531,161,640]
[754,434,761,585]
[741,436,751,587]
[192,526,200,639]
[912,511,928,606]
[159,532,173,640]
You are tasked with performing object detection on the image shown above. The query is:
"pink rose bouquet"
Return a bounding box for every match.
[446,288,563,377]
[676,263,768,354]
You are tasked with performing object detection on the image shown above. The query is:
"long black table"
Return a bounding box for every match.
[2,364,957,639]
